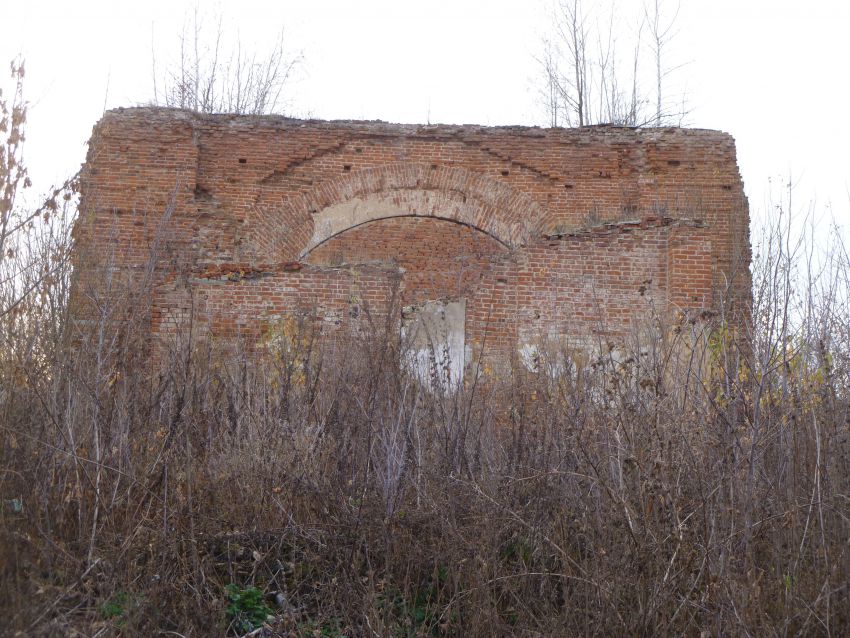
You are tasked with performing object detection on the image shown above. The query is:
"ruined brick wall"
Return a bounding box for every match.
[74,108,750,366]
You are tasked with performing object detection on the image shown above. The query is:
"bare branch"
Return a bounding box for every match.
[151,7,301,115]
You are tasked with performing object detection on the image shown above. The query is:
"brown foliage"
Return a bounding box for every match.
[2,233,850,636]
[2,60,850,638]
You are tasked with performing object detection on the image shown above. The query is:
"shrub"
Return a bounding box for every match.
[225,584,273,635]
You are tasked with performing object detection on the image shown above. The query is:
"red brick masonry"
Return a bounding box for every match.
[74,108,750,361]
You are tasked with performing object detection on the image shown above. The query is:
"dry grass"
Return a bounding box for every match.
[2,232,849,637]
[3,62,850,638]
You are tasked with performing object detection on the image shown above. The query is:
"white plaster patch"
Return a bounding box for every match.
[302,189,514,257]
[402,299,466,391]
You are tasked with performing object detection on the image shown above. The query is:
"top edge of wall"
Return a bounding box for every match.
[96,106,737,142]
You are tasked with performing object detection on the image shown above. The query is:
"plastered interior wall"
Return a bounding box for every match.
[74,108,751,367]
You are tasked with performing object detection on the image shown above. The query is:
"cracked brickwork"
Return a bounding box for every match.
[74,108,750,363]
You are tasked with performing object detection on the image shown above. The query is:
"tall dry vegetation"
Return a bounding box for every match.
[2,65,850,637]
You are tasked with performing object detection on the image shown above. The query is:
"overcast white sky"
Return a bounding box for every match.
[4,0,849,241]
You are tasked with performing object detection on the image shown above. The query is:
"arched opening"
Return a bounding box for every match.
[305,215,509,305]
[306,215,513,388]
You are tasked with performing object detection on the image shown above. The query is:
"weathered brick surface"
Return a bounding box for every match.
[74,108,750,361]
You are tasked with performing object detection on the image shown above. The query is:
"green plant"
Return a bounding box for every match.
[98,591,138,624]
[500,537,535,566]
[376,576,448,638]
[225,584,273,635]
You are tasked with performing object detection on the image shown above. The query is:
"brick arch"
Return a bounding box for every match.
[241,164,548,262]
[302,213,513,259]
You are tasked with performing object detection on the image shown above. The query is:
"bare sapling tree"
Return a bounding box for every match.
[539,0,686,127]
[541,0,590,126]
[0,60,29,275]
[151,7,302,115]
[646,0,683,125]
[1,60,77,324]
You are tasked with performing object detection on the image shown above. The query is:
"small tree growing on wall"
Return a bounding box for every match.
[539,0,685,127]
[151,7,302,115]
